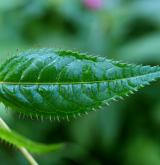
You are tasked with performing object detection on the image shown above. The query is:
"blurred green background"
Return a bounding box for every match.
[0,0,160,165]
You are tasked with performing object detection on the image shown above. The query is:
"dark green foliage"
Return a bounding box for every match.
[0,1,160,164]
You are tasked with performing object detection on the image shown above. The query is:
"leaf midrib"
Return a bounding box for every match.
[0,71,159,85]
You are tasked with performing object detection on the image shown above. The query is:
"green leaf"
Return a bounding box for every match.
[0,126,63,153]
[0,48,159,120]
[118,33,160,62]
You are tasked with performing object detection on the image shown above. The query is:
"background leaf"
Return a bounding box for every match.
[0,126,63,153]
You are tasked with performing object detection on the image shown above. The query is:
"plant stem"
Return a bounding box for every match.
[0,117,39,165]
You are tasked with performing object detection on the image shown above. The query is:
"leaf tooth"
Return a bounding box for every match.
[119,96,124,100]
[140,85,145,88]
[92,108,96,111]
[105,102,110,106]
[49,115,52,121]
[152,79,156,82]
[98,105,102,109]
[144,81,150,85]
[56,116,60,122]
[85,112,88,115]
[5,106,9,112]
[66,115,70,122]
[78,113,82,117]
[112,98,118,102]
[40,115,44,122]
[73,114,77,119]
[18,112,22,119]
[62,117,65,120]
[133,88,138,92]
[22,113,26,119]
[53,116,56,121]
[36,114,39,120]
[30,114,33,120]
[129,91,134,94]
[1,139,13,148]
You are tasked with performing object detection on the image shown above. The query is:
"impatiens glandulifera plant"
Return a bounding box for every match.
[0,48,160,165]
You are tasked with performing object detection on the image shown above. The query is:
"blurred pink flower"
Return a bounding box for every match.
[83,0,103,10]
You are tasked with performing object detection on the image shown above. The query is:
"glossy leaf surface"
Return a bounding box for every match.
[0,48,159,120]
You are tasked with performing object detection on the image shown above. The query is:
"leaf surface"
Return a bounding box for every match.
[0,126,63,153]
[0,48,159,120]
